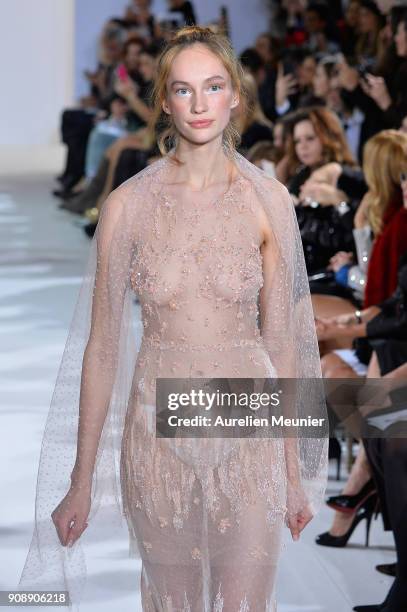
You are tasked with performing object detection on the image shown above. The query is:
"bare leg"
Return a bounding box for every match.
[312,294,356,355]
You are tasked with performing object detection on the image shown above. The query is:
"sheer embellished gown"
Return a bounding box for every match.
[17,151,327,611]
[116,153,327,611]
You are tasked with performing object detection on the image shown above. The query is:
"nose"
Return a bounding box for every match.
[191,90,208,114]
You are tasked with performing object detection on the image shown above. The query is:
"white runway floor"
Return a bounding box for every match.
[0,173,396,611]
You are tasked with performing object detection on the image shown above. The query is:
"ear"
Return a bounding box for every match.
[230,94,239,109]
[162,98,171,115]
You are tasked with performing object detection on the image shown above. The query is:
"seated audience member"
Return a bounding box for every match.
[61,45,158,216]
[55,21,127,198]
[339,0,361,58]
[303,1,340,55]
[338,6,407,142]
[255,33,282,120]
[284,106,358,272]
[274,49,317,117]
[84,94,129,181]
[311,54,364,160]
[354,0,385,64]
[240,48,278,122]
[312,130,407,356]
[123,0,157,40]
[315,253,407,612]
[234,72,274,154]
[167,0,196,26]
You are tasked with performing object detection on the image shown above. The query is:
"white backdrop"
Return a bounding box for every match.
[0,0,269,149]
[0,0,74,147]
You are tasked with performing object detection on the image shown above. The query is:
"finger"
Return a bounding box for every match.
[66,519,88,547]
[277,62,284,79]
[288,517,300,541]
[54,514,74,546]
[297,512,313,533]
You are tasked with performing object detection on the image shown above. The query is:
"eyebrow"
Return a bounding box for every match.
[170,75,226,87]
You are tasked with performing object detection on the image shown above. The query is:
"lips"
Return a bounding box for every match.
[188,120,214,128]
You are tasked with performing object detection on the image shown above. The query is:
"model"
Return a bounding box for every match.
[19,26,328,611]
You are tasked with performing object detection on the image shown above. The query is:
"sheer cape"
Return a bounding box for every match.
[18,149,328,609]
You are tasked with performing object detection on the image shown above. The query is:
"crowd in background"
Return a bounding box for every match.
[52,1,407,610]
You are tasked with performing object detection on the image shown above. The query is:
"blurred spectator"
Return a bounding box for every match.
[61,44,158,216]
[339,0,361,58]
[54,21,128,198]
[233,72,274,154]
[123,0,157,40]
[167,0,196,26]
[274,50,317,116]
[354,0,385,64]
[303,1,340,55]
[362,130,407,307]
[240,48,278,121]
[85,95,129,180]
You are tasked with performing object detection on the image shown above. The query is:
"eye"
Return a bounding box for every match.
[175,88,191,96]
[207,84,223,93]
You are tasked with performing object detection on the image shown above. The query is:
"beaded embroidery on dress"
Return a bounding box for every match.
[18,149,328,610]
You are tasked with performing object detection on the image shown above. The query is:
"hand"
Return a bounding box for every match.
[299,181,345,206]
[315,313,357,340]
[336,60,359,91]
[309,162,342,186]
[286,485,314,541]
[51,484,91,548]
[315,318,341,341]
[327,251,353,272]
[114,78,139,100]
[276,63,298,108]
[361,74,392,111]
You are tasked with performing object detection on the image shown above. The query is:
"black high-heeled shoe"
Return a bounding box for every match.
[375,562,397,577]
[316,494,378,548]
[326,478,376,513]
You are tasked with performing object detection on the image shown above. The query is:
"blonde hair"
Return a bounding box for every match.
[149,25,248,161]
[363,130,407,235]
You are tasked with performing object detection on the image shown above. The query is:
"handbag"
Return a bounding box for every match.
[296,203,354,251]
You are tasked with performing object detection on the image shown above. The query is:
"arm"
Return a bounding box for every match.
[258,179,326,538]
[71,189,134,488]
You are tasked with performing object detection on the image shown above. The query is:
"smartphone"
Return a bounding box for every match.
[117,63,129,82]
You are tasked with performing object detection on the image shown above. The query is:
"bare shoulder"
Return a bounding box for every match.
[247,168,292,245]
[102,158,165,215]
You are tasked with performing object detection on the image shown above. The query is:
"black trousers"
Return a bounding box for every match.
[112,148,151,190]
[60,109,95,183]
[364,436,407,611]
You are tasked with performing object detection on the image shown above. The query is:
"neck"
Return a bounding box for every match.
[170,135,236,189]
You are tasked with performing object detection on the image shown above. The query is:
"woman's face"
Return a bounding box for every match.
[346,1,360,28]
[395,21,407,58]
[293,119,323,167]
[297,56,317,88]
[313,64,330,98]
[401,172,407,208]
[163,44,239,147]
[358,7,379,34]
[138,53,156,82]
[125,43,142,72]
[255,35,272,63]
